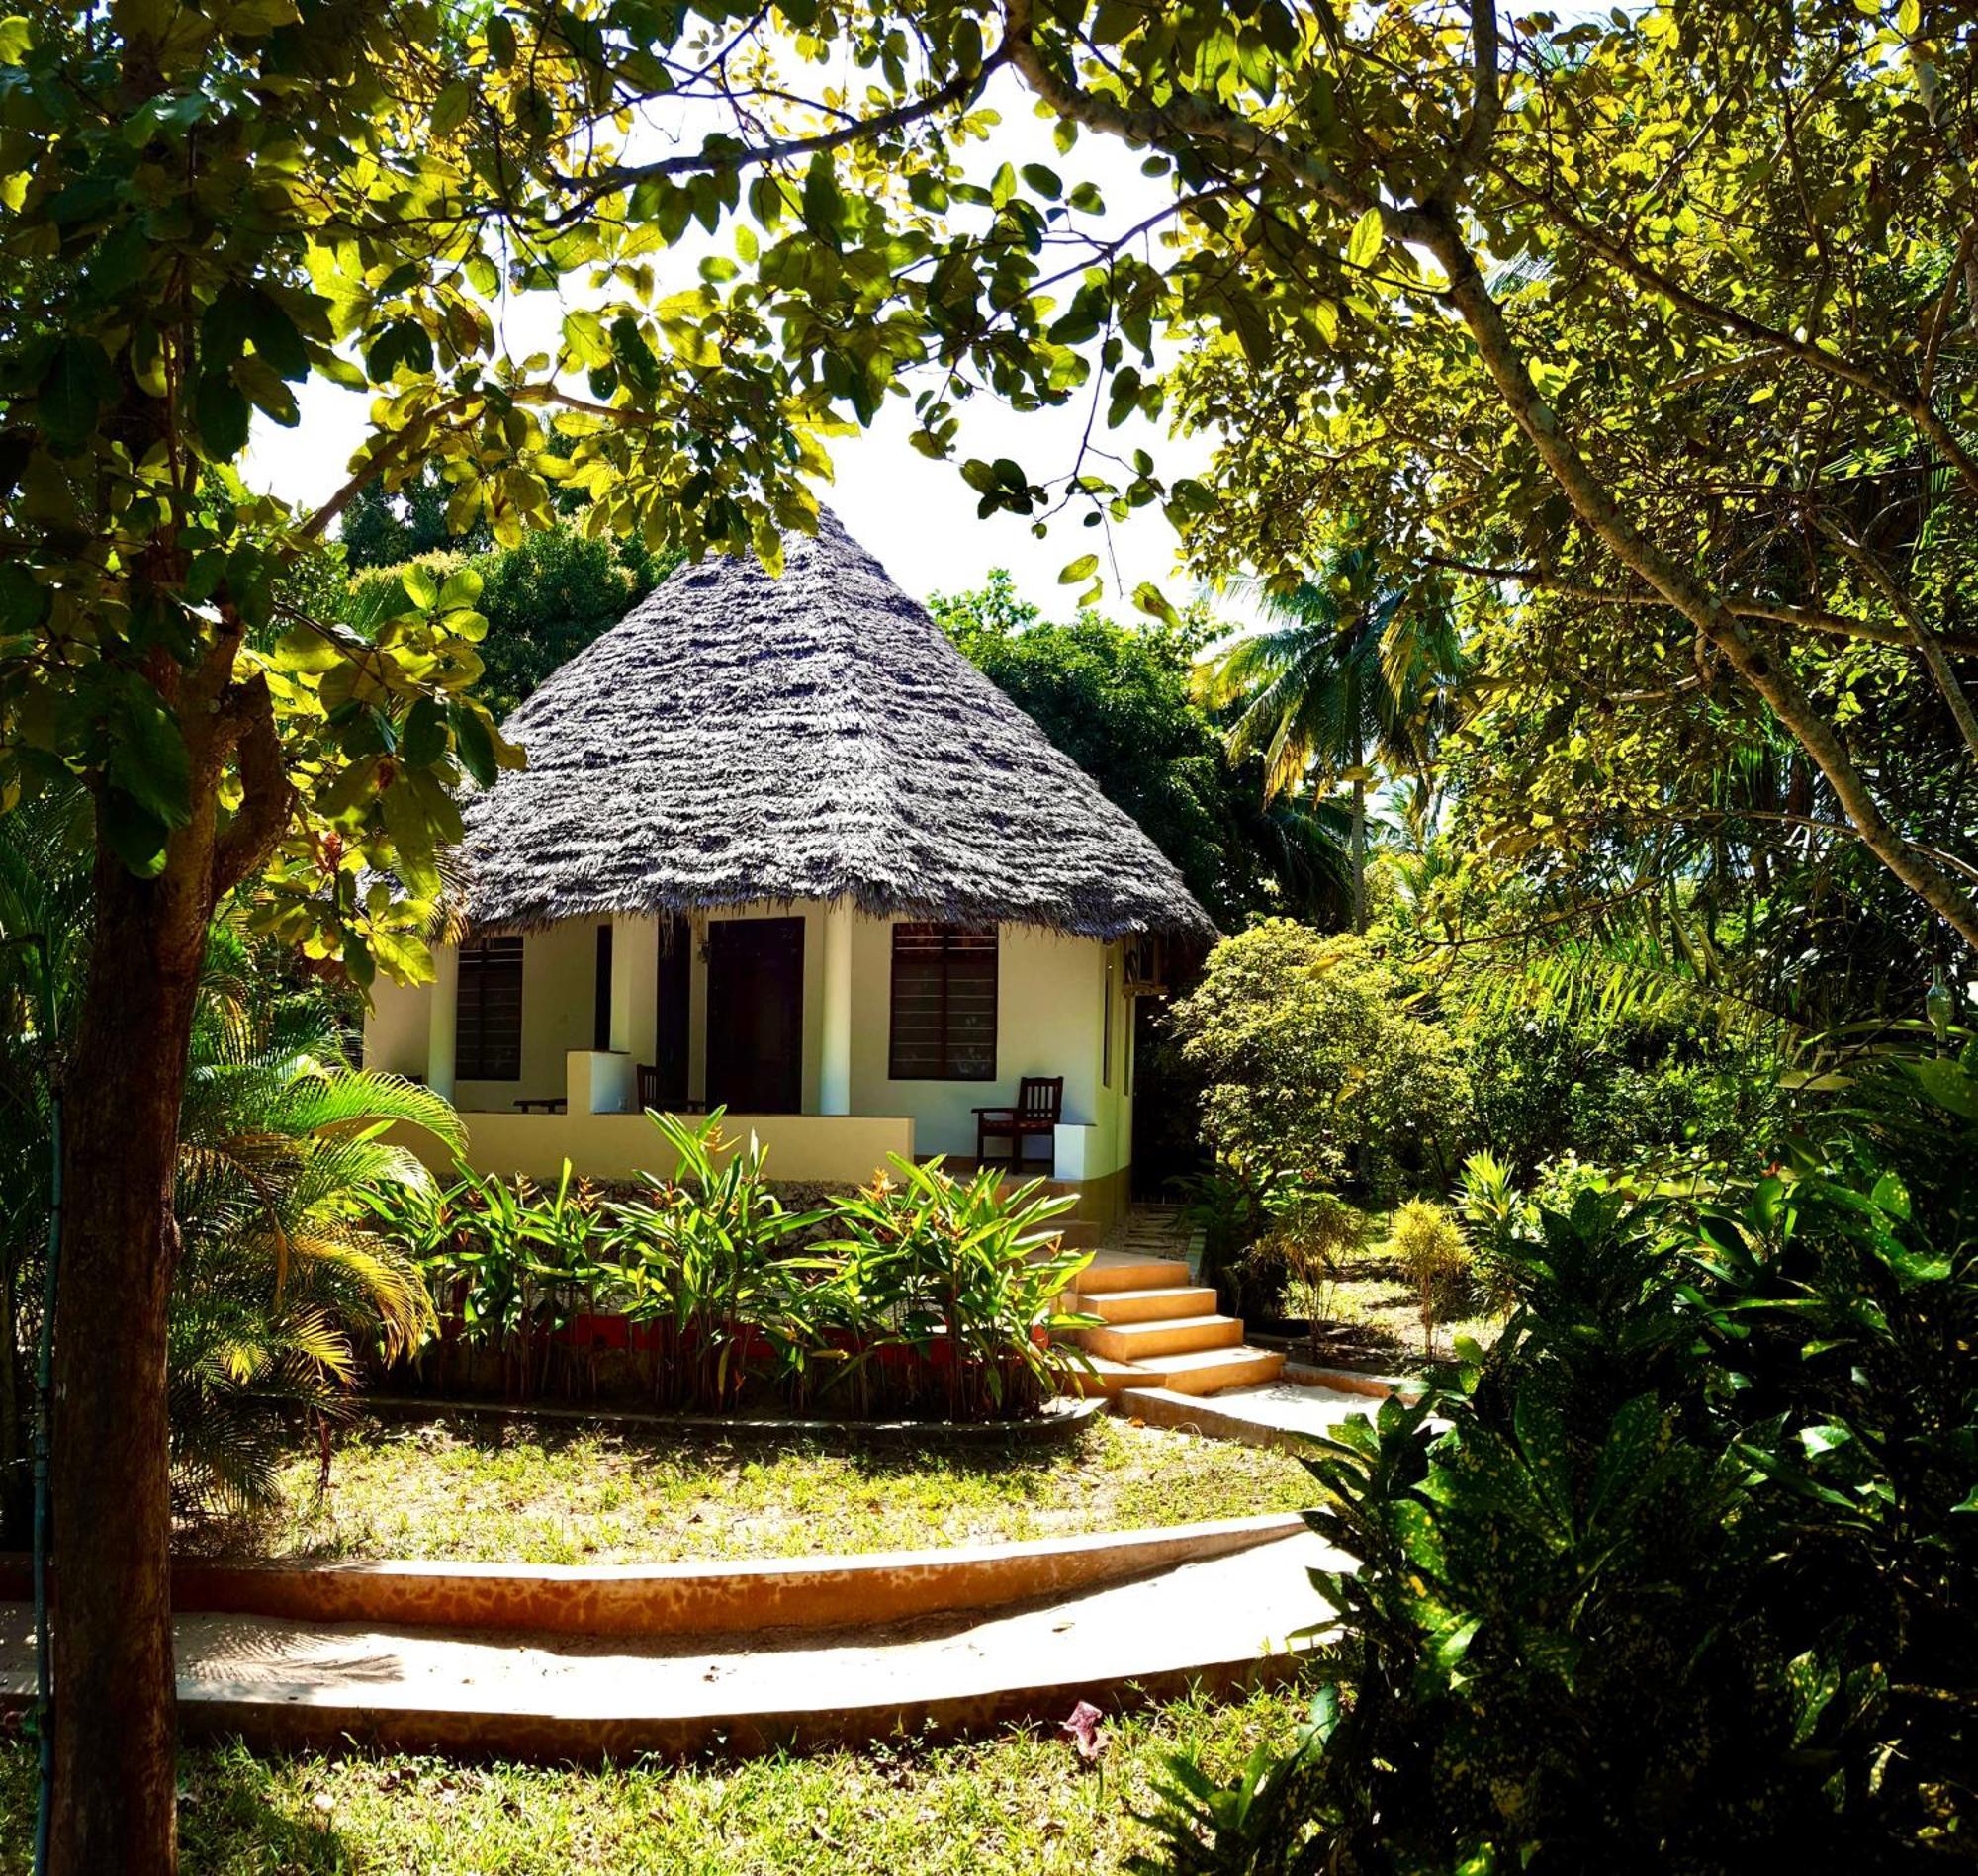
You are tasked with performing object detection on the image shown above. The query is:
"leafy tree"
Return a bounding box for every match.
[933,572,1347,926]
[8,0,1975,1861]
[0,7,840,1863]
[336,464,492,570]
[351,526,668,718]
[1168,921,1473,1197]
[1198,548,1461,931]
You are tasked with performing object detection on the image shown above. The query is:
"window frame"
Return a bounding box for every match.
[888,923,998,1082]
[456,935,524,1082]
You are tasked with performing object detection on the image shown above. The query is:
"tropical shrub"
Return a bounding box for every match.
[1241,1185,1366,1354]
[1134,1043,1978,1872]
[796,1157,1093,1420]
[1170,923,1472,1199]
[608,1113,822,1411]
[168,954,451,1516]
[0,779,453,1530]
[376,1116,1095,1423]
[1379,1200,1469,1355]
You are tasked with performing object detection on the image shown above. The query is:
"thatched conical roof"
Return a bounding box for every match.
[458,510,1215,941]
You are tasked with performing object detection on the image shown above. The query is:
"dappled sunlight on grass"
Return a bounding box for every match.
[202,1411,1318,1564]
[0,1684,1312,1875]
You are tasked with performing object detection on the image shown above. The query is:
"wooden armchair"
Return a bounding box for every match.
[974,1076,1064,1170]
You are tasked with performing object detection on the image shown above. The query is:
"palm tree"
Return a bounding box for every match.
[1198,548,1462,932]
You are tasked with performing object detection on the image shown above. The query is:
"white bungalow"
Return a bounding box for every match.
[364,511,1214,1221]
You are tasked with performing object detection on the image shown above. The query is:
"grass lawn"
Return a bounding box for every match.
[0,1685,1306,1874]
[206,1410,1320,1563]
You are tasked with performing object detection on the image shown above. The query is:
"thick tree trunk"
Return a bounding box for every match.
[46,842,210,1875]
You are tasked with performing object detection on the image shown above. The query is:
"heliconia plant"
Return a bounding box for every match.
[369,1113,1099,1423]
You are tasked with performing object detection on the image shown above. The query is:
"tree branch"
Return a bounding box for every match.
[1425,557,1978,653]
[210,674,296,901]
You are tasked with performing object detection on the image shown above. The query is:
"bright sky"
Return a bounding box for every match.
[244,70,1230,622]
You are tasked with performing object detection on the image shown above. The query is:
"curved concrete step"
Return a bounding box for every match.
[1078,1315,1245,1362]
[0,1533,1341,1762]
[1074,1285,1219,1324]
[1129,1346,1287,1395]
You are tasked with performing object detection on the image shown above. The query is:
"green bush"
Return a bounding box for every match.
[1170,922,1473,1198]
[1379,1199,1469,1353]
[376,1115,1096,1423]
[345,525,666,719]
[1241,1184,1368,1359]
[1135,1038,1978,1872]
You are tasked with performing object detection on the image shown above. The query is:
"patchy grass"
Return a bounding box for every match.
[0,1684,1308,1875]
[1275,1208,1502,1374]
[202,1410,1318,1564]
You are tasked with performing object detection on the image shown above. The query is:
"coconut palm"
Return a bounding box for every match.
[1198,548,1462,931]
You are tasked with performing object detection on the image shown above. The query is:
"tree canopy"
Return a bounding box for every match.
[932,572,1349,928]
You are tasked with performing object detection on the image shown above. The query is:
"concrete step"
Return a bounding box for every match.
[1050,1218,1106,1250]
[1070,1251,1194,1296]
[1077,1314,1245,1362]
[1127,1345,1288,1396]
[1073,1285,1219,1325]
[1064,1353,1156,1397]
[0,1533,1338,1762]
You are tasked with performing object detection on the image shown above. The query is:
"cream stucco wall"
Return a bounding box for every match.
[361,901,1136,1184]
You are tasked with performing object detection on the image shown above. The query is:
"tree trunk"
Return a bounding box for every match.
[46,840,210,1875]
[1350,777,1368,935]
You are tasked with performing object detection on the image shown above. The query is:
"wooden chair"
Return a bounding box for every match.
[637,1066,704,1114]
[974,1076,1064,1170]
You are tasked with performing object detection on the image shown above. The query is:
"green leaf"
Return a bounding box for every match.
[450,701,498,788]
[105,682,192,831]
[38,338,118,450]
[246,291,311,380]
[400,695,449,770]
[1058,552,1100,584]
[101,790,170,877]
[1346,205,1384,269]
[193,371,250,461]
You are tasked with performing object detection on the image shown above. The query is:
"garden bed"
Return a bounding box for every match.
[193,1410,1318,1565]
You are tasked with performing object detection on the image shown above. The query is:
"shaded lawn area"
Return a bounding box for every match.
[0,1686,1305,1875]
[1277,1208,1501,1375]
[205,1410,1319,1563]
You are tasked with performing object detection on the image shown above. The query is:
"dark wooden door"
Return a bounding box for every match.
[705,917,805,1114]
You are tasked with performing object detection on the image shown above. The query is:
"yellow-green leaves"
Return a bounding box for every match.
[1346,205,1385,270]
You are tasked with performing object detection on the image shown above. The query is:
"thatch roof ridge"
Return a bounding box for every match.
[458,508,1215,942]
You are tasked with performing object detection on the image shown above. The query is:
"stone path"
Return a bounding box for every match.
[0,1530,1344,1761]
[1117,1380,1383,1453]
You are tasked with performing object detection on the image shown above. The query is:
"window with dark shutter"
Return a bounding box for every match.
[889,924,997,1080]
[457,936,524,1081]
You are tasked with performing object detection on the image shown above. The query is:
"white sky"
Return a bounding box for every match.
[245,71,1232,622]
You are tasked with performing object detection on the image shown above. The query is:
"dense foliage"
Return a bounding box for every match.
[349,526,668,719]
[0,795,454,1533]
[369,1116,1098,1423]
[933,574,1349,928]
[1170,922,1473,1199]
[1139,1039,1978,1872]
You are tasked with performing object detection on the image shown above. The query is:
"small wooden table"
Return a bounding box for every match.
[513,1096,567,1114]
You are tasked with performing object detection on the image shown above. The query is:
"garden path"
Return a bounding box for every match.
[0,1527,1341,1760]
